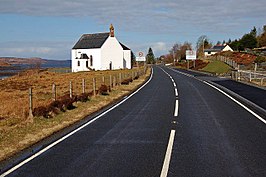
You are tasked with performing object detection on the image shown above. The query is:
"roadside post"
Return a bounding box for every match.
[136,51,146,68]
[186,50,197,70]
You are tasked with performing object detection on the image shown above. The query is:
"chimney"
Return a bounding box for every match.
[109,24,114,37]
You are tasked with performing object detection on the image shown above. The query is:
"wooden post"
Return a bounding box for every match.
[93,78,96,96]
[113,76,116,87]
[29,88,33,118]
[69,81,72,98]
[82,79,85,94]
[119,73,122,85]
[109,75,112,88]
[52,83,56,101]
[102,76,105,85]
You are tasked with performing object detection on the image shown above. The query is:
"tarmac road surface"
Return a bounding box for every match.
[1,66,265,177]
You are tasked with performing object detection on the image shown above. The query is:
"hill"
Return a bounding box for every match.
[0,57,45,66]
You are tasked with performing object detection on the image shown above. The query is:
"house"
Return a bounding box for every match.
[204,44,233,57]
[71,24,131,72]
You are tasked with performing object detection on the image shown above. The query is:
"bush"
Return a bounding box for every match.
[99,84,109,95]
[121,78,133,85]
[77,93,90,102]
[255,56,266,63]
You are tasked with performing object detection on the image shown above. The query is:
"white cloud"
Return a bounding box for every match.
[1,0,265,34]
[0,0,265,58]
[151,42,168,56]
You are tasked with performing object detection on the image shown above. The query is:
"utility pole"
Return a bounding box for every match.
[173,50,175,66]
[202,37,206,59]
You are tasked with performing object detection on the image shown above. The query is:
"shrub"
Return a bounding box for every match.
[99,84,109,95]
[121,78,133,85]
[77,93,90,102]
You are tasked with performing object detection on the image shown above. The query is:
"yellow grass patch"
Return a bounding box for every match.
[0,67,150,162]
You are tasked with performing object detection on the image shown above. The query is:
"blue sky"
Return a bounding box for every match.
[0,0,265,60]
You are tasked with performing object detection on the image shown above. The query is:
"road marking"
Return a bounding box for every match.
[174,100,179,117]
[0,69,155,177]
[160,130,176,177]
[169,67,266,125]
[175,88,178,97]
[203,81,266,124]
[173,82,176,87]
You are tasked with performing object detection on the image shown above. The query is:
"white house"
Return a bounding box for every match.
[71,24,131,72]
[204,44,233,57]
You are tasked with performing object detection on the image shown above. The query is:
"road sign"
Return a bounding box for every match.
[186,50,197,60]
[136,51,146,61]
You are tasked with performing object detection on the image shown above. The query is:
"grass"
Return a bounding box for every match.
[201,60,232,74]
[0,67,150,161]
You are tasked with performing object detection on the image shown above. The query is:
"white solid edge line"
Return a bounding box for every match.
[170,67,266,125]
[0,68,154,177]
[160,130,176,177]
[174,100,179,117]
[203,81,266,124]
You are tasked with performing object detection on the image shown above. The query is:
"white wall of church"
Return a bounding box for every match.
[123,50,131,69]
[71,49,101,72]
[101,36,124,70]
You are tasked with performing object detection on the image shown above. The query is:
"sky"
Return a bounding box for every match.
[0,0,265,60]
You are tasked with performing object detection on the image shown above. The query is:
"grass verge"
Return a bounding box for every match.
[0,68,150,162]
[200,60,231,74]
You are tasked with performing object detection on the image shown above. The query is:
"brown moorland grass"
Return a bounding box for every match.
[0,67,150,162]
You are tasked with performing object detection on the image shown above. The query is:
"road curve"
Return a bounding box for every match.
[1,66,266,177]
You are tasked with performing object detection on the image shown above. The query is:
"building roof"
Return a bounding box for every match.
[204,45,226,52]
[119,42,130,50]
[72,32,109,49]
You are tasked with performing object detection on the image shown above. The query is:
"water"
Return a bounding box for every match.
[0,60,71,79]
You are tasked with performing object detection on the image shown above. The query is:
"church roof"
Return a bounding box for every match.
[72,32,109,49]
[119,42,130,50]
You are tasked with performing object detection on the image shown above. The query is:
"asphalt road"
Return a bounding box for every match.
[1,66,266,177]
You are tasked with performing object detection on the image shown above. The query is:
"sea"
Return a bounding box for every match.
[0,60,71,79]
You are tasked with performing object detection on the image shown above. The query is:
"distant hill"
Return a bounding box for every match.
[0,57,45,66]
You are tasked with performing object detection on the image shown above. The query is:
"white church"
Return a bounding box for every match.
[71,24,131,72]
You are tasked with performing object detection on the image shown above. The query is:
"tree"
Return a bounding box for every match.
[131,51,136,68]
[240,33,257,49]
[146,47,155,64]
[230,39,241,51]
[258,25,266,47]
[169,42,192,62]
[196,35,212,57]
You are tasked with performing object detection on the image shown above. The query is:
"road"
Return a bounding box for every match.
[1,66,266,177]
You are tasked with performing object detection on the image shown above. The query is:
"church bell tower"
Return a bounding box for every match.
[109,24,114,37]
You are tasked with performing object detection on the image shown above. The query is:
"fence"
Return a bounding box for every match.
[231,70,266,86]
[0,67,148,120]
[213,55,239,69]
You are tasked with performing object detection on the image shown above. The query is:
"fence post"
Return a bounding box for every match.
[93,78,96,96]
[82,79,85,94]
[69,81,72,98]
[102,76,105,85]
[113,76,116,87]
[261,78,264,86]
[109,75,112,89]
[29,88,33,118]
[119,73,122,85]
[52,83,56,101]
